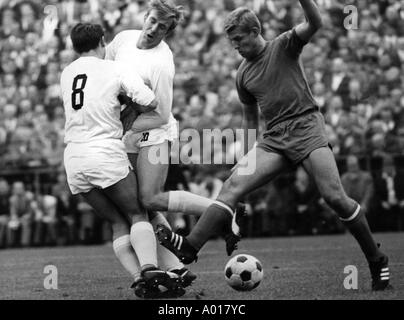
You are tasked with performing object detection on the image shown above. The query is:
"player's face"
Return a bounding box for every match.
[227,27,257,60]
[141,9,173,49]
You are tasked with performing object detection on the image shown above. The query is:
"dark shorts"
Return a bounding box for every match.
[257,111,331,165]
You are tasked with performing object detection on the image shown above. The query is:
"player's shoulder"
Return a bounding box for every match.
[274,29,293,42]
[102,59,127,75]
[273,27,306,50]
[154,41,174,67]
[60,60,76,80]
[112,29,141,43]
[159,40,172,52]
[62,58,119,80]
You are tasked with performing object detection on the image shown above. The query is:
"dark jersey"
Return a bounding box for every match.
[236,28,318,129]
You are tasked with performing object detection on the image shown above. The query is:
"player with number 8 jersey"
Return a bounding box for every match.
[62,53,155,147]
[61,38,157,195]
[60,23,188,299]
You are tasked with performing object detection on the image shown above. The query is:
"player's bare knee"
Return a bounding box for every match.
[322,188,347,212]
[132,214,148,224]
[218,181,240,206]
[139,192,159,212]
[111,222,129,238]
[125,201,145,218]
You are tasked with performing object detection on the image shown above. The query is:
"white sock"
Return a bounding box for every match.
[168,191,214,216]
[150,212,184,271]
[112,235,141,281]
[130,221,158,268]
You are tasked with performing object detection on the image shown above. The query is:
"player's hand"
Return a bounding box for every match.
[118,94,157,113]
[118,94,132,106]
[136,99,157,113]
[120,106,139,135]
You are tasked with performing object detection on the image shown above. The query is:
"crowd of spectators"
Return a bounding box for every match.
[1,154,404,249]
[0,0,403,248]
[0,174,113,248]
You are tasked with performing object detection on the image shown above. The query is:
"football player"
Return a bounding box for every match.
[61,23,184,298]
[106,0,228,292]
[157,1,391,292]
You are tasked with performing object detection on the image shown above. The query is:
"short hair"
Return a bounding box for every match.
[224,7,261,35]
[70,23,104,54]
[146,0,184,33]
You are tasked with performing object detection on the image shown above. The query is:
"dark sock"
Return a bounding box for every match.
[187,203,233,251]
[343,205,383,262]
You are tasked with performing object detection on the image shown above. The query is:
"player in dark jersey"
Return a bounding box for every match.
[157,1,390,291]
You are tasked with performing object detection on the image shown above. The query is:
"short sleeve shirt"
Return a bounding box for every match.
[236,28,318,129]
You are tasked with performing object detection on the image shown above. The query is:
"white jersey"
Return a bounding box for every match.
[61,56,155,144]
[106,30,175,132]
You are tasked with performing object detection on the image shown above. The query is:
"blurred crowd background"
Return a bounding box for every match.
[0,0,404,249]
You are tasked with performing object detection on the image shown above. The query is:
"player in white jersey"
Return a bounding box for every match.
[61,23,185,298]
[107,0,247,267]
[106,0,248,290]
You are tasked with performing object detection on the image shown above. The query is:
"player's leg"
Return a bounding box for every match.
[103,170,158,271]
[189,148,288,249]
[302,147,390,290]
[137,141,214,216]
[128,150,183,271]
[134,144,197,285]
[81,188,141,282]
[157,148,289,263]
[105,170,186,297]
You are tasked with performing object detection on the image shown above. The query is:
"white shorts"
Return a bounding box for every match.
[64,139,131,195]
[122,115,179,154]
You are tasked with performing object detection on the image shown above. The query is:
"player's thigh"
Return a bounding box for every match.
[103,170,146,219]
[219,147,289,205]
[301,147,346,199]
[137,141,170,196]
[81,188,129,225]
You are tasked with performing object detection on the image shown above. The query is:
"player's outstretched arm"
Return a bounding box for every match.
[295,0,323,42]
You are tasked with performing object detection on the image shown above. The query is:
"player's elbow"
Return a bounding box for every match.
[147,98,158,111]
[159,112,171,126]
[315,17,323,30]
[310,16,323,31]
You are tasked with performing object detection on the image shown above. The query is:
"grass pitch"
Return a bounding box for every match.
[0,232,403,300]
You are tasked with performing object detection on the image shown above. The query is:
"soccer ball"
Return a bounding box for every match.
[224,254,263,291]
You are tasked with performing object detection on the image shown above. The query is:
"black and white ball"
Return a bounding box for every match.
[224,254,263,291]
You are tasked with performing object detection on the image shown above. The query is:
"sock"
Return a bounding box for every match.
[341,204,383,261]
[187,201,233,251]
[168,191,215,216]
[112,235,141,281]
[150,211,184,271]
[130,221,158,269]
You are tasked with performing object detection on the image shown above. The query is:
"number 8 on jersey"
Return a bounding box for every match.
[72,74,88,110]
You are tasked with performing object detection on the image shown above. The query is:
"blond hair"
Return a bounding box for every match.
[146,0,184,33]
